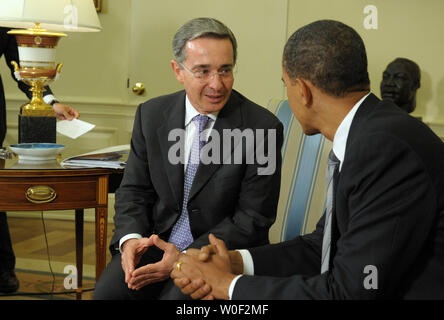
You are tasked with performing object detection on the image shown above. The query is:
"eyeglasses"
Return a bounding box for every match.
[179,62,235,81]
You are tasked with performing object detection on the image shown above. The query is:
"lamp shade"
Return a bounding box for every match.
[0,0,101,32]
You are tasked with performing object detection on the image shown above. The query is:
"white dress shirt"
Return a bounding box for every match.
[119,95,218,251]
[228,93,371,299]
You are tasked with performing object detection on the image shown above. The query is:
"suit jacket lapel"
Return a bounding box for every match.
[188,91,243,201]
[157,91,186,209]
[331,93,380,250]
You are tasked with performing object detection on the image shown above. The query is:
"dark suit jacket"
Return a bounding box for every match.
[0,27,52,146]
[111,89,283,254]
[234,93,444,299]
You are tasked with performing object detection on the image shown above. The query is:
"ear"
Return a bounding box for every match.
[171,60,185,84]
[295,78,313,107]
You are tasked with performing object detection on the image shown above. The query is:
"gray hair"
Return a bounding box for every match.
[172,17,237,65]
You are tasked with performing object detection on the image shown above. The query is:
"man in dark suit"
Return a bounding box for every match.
[93,17,283,300]
[0,28,78,293]
[171,20,444,299]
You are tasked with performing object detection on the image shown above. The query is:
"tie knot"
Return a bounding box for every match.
[192,114,211,133]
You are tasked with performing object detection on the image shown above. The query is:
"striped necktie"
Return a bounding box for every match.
[321,149,340,273]
[168,114,211,251]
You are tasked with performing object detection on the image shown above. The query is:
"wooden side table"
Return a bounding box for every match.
[0,159,122,299]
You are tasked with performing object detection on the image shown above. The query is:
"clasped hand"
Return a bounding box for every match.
[170,234,239,300]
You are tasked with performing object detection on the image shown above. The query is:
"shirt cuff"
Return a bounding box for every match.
[227,249,254,300]
[43,94,56,105]
[238,249,254,275]
[119,233,142,253]
[228,274,243,300]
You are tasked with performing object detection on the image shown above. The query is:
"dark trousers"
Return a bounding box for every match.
[0,212,15,271]
[93,244,189,300]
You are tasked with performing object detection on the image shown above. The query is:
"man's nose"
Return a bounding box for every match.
[207,73,224,90]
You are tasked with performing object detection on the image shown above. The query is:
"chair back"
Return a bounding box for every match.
[268,99,331,242]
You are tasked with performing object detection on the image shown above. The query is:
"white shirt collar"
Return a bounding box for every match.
[185,95,218,126]
[332,93,371,169]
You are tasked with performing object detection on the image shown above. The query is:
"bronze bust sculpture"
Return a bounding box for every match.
[380,58,421,113]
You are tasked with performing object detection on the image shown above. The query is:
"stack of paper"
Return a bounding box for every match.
[61,144,130,169]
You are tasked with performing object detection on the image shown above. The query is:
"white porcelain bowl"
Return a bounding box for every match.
[9,143,65,161]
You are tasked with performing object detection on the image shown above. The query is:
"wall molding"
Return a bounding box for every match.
[4,94,138,108]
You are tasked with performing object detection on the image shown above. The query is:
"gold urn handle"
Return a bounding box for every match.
[132,82,146,95]
[11,61,19,72]
[25,185,57,204]
[55,63,63,74]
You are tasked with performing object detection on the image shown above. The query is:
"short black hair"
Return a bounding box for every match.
[283,20,370,97]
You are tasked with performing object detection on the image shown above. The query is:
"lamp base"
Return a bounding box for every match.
[21,100,55,117]
[15,73,57,117]
[18,115,56,144]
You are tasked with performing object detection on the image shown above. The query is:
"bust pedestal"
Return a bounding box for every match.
[18,115,56,143]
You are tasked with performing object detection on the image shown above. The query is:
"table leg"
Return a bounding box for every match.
[95,207,108,281]
[75,209,84,300]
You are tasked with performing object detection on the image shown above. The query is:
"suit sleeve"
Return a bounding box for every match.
[112,105,156,250]
[233,132,438,299]
[190,120,284,250]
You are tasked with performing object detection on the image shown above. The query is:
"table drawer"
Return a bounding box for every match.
[0,176,107,210]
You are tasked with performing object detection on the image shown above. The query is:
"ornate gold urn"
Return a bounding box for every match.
[9,23,66,117]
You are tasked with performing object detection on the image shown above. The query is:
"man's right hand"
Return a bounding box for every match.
[120,238,153,289]
[171,234,244,299]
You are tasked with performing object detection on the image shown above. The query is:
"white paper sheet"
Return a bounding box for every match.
[56,118,95,139]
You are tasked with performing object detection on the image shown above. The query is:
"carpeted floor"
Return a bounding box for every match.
[0,216,114,300]
[0,269,96,300]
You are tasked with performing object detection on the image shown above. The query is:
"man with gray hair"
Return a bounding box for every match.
[94,17,283,299]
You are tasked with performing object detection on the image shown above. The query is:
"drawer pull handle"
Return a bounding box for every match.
[25,186,57,204]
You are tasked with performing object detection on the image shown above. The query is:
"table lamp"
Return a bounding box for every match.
[0,0,101,143]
